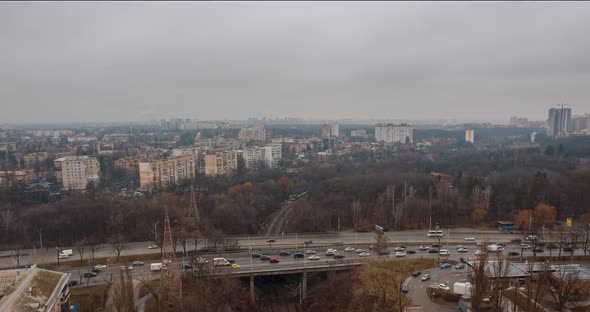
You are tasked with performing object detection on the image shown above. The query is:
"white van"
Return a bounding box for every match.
[151,263,166,271]
[213,258,230,267]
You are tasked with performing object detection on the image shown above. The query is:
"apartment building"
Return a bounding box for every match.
[239,124,266,142]
[243,144,282,170]
[138,155,195,191]
[53,156,100,190]
[204,150,239,176]
[22,152,47,168]
[375,123,414,144]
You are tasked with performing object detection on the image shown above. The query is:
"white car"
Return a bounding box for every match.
[359,252,371,257]
[438,283,451,291]
[344,247,355,252]
[520,243,532,249]
[395,251,406,257]
[58,254,68,259]
[308,255,320,260]
[394,247,405,252]
[326,248,337,253]
[419,245,429,250]
[306,250,316,254]
[475,250,482,255]
[465,237,475,241]
[94,264,107,270]
[457,248,468,253]
[355,249,364,253]
[148,245,158,249]
[439,249,450,256]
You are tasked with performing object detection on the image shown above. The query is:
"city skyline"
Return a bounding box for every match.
[1,2,590,123]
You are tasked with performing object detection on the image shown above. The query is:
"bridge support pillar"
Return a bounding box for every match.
[250,275,255,303]
[302,272,307,301]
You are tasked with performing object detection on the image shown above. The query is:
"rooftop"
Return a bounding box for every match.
[0,268,70,312]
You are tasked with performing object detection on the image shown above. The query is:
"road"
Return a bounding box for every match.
[407,264,470,312]
[263,195,306,236]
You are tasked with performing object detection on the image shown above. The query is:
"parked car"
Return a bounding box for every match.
[293,252,305,258]
[132,261,145,266]
[440,263,452,269]
[334,254,345,259]
[269,258,280,264]
[309,255,320,260]
[438,283,451,291]
[260,255,271,260]
[421,273,431,281]
[412,271,422,277]
[83,272,97,278]
[279,251,291,256]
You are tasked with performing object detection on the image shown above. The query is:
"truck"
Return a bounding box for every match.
[453,282,472,295]
[213,258,230,267]
[59,249,73,257]
[151,263,166,271]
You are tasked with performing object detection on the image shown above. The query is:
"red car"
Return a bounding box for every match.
[267,239,276,243]
[269,258,280,264]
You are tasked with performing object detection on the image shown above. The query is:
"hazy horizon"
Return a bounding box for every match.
[1,2,590,123]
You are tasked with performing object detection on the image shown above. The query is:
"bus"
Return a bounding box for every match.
[427,230,444,237]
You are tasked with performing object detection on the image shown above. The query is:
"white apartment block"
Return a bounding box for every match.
[239,124,266,142]
[375,123,414,144]
[53,156,100,190]
[243,144,282,170]
[138,155,195,191]
[204,150,239,176]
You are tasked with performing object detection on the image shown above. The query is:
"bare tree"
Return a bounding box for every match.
[351,199,361,231]
[75,238,87,261]
[548,265,585,311]
[109,234,128,258]
[10,245,24,269]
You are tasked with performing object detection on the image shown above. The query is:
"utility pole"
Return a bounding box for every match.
[39,228,43,250]
[429,186,432,230]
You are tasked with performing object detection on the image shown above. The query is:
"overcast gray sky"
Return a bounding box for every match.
[1,1,589,124]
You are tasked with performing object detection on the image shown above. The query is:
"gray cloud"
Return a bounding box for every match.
[1,1,589,123]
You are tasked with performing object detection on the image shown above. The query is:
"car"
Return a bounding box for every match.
[267,239,276,243]
[91,268,100,273]
[419,245,429,250]
[148,245,159,249]
[407,250,416,254]
[394,247,405,252]
[359,252,371,257]
[355,249,364,253]
[533,248,544,253]
[269,258,280,264]
[395,251,406,257]
[334,254,345,259]
[397,245,407,249]
[412,271,422,277]
[293,252,305,258]
[476,242,483,246]
[525,235,538,241]
[465,237,475,241]
[520,243,532,249]
[309,255,320,260]
[83,272,97,278]
[457,248,468,253]
[432,243,440,248]
[132,261,145,266]
[455,263,465,269]
[427,248,438,254]
[260,255,271,260]
[438,283,451,291]
[163,259,172,264]
[196,257,208,264]
[67,280,79,287]
[279,251,291,256]
[304,240,313,245]
[58,254,68,259]
[120,265,133,270]
[546,243,559,249]
[563,246,575,252]
[251,253,262,258]
[226,258,236,263]
[231,263,241,269]
[509,251,520,256]
[475,250,483,255]
[344,247,355,252]
[439,249,450,256]
[401,283,409,293]
[306,250,317,254]
[94,264,107,270]
[421,273,431,281]
[183,264,192,270]
[456,245,466,249]
[326,251,336,256]
[440,263,452,269]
